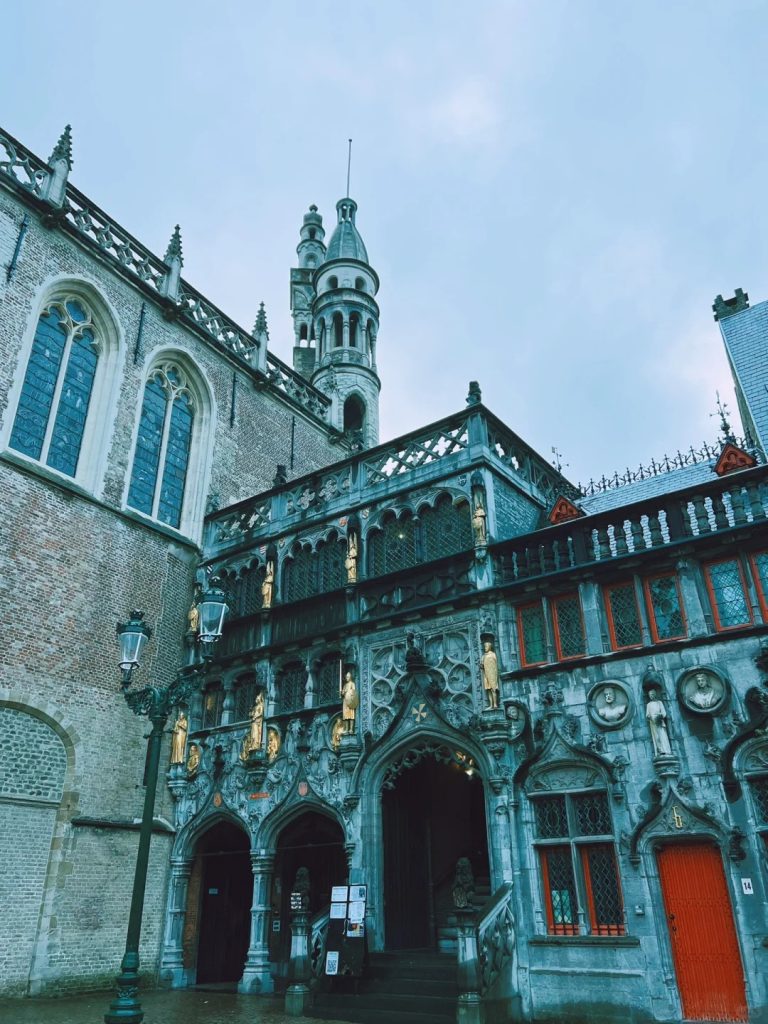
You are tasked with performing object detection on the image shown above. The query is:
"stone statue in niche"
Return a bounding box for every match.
[187,603,199,633]
[261,560,275,609]
[592,684,630,726]
[472,497,487,546]
[186,742,201,776]
[504,700,526,740]
[267,726,281,763]
[646,689,673,756]
[342,671,359,733]
[330,715,344,751]
[681,670,725,713]
[481,639,499,710]
[240,692,265,760]
[345,531,358,584]
[170,711,188,764]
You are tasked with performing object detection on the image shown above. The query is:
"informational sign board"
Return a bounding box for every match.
[326,950,339,975]
[325,882,367,977]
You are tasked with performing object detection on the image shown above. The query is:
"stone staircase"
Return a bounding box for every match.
[309,949,457,1024]
[437,875,491,953]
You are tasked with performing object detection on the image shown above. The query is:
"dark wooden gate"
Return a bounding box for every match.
[657,842,747,1021]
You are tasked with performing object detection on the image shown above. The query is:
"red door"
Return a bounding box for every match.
[657,843,747,1022]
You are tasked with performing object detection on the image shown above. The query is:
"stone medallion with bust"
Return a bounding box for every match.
[679,669,727,714]
[588,681,631,729]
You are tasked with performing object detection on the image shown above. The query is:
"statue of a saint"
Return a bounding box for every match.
[331,715,345,751]
[267,726,281,763]
[187,603,199,633]
[345,532,358,584]
[597,686,628,723]
[170,711,188,764]
[481,640,499,709]
[688,672,720,710]
[261,560,275,610]
[341,671,359,734]
[186,742,201,775]
[472,498,487,546]
[241,692,265,760]
[646,689,672,756]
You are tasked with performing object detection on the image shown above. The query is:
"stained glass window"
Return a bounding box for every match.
[705,559,751,631]
[127,364,195,529]
[753,552,768,619]
[645,575,686,641]
[518,602,547,665]
[605,583,642,649]
[9,299,99,478]
[553,594,586,659]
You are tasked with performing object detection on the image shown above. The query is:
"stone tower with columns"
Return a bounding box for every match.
[290,197,380,447]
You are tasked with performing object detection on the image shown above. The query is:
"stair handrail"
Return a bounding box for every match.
[310,905,330,979]
[475,882,515,995]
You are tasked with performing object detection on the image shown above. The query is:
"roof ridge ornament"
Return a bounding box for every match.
[48,124,73,170]
[164,224,184,266]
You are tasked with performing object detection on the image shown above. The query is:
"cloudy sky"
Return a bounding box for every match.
[4,1,768,485]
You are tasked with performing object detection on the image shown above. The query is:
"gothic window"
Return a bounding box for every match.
[704,558,752,631]
[316,533,346,592]
[316,653,343,707]
[421,495,472,562]
[223,563,265,618]
[8,298,100,478]
[604,582,643,650]
[233,674,260,723]
[518,601,548,666]
[644,574,686,642]
[202,682,224,729]
[343,395,365,435]
[277,662,307,714]
[533,790,625,936]
[283,544,314,603]
[368,511,417,577]
[333,312,343,347]
[127,363,194,530]
[552,594,586,660]
[749,551,768,621]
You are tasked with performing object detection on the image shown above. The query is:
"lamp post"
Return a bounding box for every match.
[104,584,228,1024]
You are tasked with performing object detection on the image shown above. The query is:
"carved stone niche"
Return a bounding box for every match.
[588,681,632,730]
[526,762,602,795]
[677,668,729,716]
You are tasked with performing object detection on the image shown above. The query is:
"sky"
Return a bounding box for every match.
[3,0,768,487]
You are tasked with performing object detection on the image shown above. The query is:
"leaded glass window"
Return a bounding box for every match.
[316,535,346,592]
[753,551,768,620]
[645,575,686,641]
[127,364,194,529]
[9,299,99,478]
[605,582,642,649]
[368,512,417,577]
[705,559,752,631]
[518,602,547,665]
[422,495,473,561]
[233,676,260,722]
[748,775,768,825]
[283,545,315,603]
[316,654,342,706]
[552,594,586,660]
[202,682,224,729]
[532,789,624,937]
[278,662,307,714]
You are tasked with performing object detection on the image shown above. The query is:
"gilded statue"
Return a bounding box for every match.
[170,711,188,765]
[186,742,201,775]
[267,726,281,763]
[481,640,499,710]
[472,498,487,546]
[261,560,275,610]
[331,715,344,751]
[241,692,265,760]
[646,689,672,756]
[187,603,199,633]
[341,671,359,734]
[345,531,358,584]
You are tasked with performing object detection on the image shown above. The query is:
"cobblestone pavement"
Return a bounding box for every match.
[0,989,352,1024]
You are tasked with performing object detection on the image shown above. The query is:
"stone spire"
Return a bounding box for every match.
[249,302,269,373]
[48,124,73,170]
[161,225,183,302]
[43,124,73,208]
[252,302,269,341]
[164,224,184,266]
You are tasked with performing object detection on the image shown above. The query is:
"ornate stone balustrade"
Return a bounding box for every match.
[310,907,330,978]
[0,130,47,196]
[475,883,515,995]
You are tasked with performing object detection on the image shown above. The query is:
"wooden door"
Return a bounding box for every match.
[657,843,747,1021]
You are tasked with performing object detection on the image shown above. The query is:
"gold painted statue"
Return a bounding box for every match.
[341,671,359,734]
[170,711,188,764]
[345,532,358,584]
[472,498,487,546]
[267,726,281,763]
[331,715,344,751]
[187,603,199,633]
[186,742,201,775]
[481,640,499,710]
[261,560,275,609]
[241,692,265,760]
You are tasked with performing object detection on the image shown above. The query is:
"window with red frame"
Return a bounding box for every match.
[517,602,547,665]
[748,774,768,856]
[704,559,752,631]
[751,551,768,619]
[604,582,642,649]
[533,791,625,936]
[644,574,686,642]
[552,594,586,660]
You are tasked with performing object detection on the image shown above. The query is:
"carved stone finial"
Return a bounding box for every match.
[164,224,184,266]
[48,124,73,169]
[466,380,482,406]
[273,464,288,487]
[712,288,749,321]
[253,301,269,340]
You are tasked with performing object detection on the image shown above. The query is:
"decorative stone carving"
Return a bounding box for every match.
[678,668,728,715]
[645,689,672,756]
[588,681,632,729]
[503,701,526,740]
[267,726,281,763]
[480,638,500,711]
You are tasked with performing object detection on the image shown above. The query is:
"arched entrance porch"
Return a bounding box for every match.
[381,751,490,951]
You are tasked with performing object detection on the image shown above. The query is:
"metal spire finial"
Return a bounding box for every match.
[711,390,736,445]
[346,139,352,197]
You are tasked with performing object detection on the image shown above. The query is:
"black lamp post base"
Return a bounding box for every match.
[104,955,144,1023]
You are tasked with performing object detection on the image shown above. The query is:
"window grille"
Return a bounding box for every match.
[553,594,585,659]
[705,559,751,630]
[278,663,307,714]
[753,552,768,618]
[283,546,315,603]
[518,602,547,665]
[368,513,417,577]
[202,683,224,729]
[127,364,194,529]
[239,564,266,616]
[532,789,624,937]
[233,677,260,722]
[422,495,472,562]
[645,575,686,641]
[9,300,99,478]
[316,536,346,592]
[316,655,342,706]
[605,583,642,649]
[749,776,768,825]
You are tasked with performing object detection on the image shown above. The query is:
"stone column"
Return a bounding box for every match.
[285,904,312,1016]
[159,858,193,988]
[456,907,485,1024]
[239,852,275,994]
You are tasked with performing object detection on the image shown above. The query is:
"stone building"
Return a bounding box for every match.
[1,122,768,1024]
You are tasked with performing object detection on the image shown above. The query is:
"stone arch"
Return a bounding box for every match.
[0,273,126,495]
[343,391,366,434]
[257,796,348,852]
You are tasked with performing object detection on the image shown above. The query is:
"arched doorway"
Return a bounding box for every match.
[382,754,489,950]
[269,812,347,965]
[190,821,252,986]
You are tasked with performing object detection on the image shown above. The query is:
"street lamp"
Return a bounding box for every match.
[104,585,228,1024]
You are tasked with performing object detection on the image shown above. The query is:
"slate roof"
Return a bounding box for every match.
[580,459,718,514]
[719,298,768,453]
[326,218,369,263]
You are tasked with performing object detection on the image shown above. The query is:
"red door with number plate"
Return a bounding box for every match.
[657,842,747,1021]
